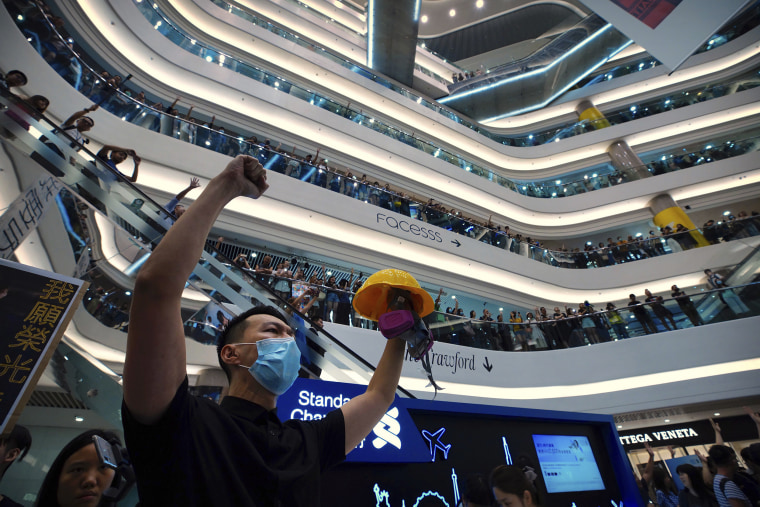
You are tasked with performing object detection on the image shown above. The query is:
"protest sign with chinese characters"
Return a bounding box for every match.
[0,259,87,434]
[0,174,62,260]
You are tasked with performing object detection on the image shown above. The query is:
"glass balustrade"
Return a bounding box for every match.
[0,90,386,390]
[5,91,758,368]
[163,0,760,148]
[207,0,449,86]
[575,1,760,89]
[15,0,759,199]
[421,280,760,351]
[209,0,760,138]
[81,2,760,192]
[45,180,760,360]
[9,5,760,268]
[41,165,760,359]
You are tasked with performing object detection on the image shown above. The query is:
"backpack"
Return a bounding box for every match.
[719,472,760,506]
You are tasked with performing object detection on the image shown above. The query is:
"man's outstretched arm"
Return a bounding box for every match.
[340,338,406,454]
[174,177,201,201]
[124,156,268,424]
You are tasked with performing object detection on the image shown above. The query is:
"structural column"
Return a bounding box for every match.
[576,99,651,181]
[649,194,710,247]
[575,100,611,130]
[367,0,420,87]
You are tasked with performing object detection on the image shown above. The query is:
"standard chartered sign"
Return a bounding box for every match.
[289,389,351,420]
[278,378,431,463]
[373,407,402,450]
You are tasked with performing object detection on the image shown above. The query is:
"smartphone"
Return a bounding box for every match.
[93,434,119,470]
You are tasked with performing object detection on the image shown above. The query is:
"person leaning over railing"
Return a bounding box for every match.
[645,288,678,331]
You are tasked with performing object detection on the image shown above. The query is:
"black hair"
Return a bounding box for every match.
[462,473,492,505]
[745,442,760,464]
[216,306,289,382]
[35,429,120,507]
[675,464,710,498]
[490,465,539,504]
[651,467,673,492]
[29,94,49,113]
[0,424,31,474]
[6,70,27,85]
[708,444,736,467]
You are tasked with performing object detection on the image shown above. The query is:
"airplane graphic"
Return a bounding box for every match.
[421,427,451,461]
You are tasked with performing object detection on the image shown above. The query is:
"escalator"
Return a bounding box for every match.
[0,90,410,400]
[439,15,632,122]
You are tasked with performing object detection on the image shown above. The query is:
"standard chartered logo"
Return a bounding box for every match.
[372,407,402,450]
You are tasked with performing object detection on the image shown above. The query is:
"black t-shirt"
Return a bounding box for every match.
[628,300,647,316]
[122,378,346,506]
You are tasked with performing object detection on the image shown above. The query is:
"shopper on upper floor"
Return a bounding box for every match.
[628,294,658,334]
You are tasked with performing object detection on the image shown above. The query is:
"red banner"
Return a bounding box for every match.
[611,0,682,28]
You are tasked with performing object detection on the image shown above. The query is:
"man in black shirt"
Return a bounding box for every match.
[627,294,658,334]
[671,284,703,327]
[123,156,406,506]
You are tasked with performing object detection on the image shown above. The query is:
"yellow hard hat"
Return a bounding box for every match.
[352,269,434,321]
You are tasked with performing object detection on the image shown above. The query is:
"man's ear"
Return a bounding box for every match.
[2,447,20,465]
[220,344,241,366]
[523,489,535,507]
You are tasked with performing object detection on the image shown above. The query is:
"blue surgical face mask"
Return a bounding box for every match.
[237,338,301,395]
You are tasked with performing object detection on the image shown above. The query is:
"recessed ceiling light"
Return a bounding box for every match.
[664,419,671,423]
[449,9,456,17]
[74,416,84,422]
[714,412,720,416]
[617,425,623,429]
[421,15,428,23]
[476,0,484,7]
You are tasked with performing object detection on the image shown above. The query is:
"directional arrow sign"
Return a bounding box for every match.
[451,239,461,247]
[483,357,493,372]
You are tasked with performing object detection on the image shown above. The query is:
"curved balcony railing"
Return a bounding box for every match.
[1,95,400,395]
[10,8,760,268]
[574,1,760,90]
[60,1,755,194]
[205,0,449,86]
[49,179,760,357]
[183,0,760,147]
[422,281,760,351]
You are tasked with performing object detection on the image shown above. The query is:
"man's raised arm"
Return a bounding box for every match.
[123,156,269,424]
[340,337,406,455]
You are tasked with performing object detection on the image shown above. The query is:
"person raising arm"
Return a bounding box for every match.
[96,145,140,182]
[122,155,408,506]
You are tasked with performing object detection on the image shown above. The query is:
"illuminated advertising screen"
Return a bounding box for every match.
[532,435,605,493]
[279,379,641,506]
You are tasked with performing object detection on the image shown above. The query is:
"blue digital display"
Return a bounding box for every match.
[279,377,641,505]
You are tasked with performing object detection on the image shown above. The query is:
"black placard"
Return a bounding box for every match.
[0,259,86,434]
